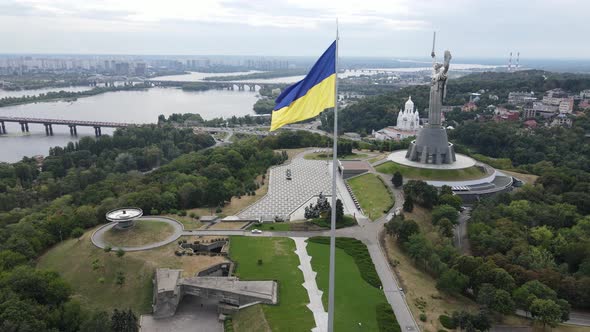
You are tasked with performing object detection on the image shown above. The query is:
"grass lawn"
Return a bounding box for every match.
[304,152,368,160]
[101,219,174,247]
[229,236,314,332]
[368,154,388,164]
[168,215,203,230]
[231,305,271,332]
[347,173,394,220]
[307,240,391,332]
[37,231,228,314]
[375,161,486,181]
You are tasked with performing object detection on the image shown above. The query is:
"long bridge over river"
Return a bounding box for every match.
[0,116,135,136]
[0,116,325,138]
[148,80,286,91]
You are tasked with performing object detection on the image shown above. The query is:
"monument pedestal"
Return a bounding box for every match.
[405,126,456,164]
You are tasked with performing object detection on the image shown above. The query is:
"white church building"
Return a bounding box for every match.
[374,96,420,141]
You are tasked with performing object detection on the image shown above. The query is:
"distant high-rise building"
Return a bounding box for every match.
[135,63,146,76]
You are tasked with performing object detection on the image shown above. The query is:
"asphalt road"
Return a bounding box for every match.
[454,207,472,255]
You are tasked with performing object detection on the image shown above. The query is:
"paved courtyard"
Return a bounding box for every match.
[238,157,332,220]
[140,296,222,332]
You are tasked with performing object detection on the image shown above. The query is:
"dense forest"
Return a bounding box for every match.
[322,70,590,135]
[451,118,590,310]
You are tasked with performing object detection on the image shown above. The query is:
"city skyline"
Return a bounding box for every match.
[0,0,588,59]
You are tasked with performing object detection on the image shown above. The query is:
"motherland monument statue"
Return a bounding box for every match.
[405,32,457,164]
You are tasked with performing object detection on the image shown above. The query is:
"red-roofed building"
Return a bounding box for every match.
[523,119,538,128]
[494,110,520,122]
[579,99,590,110]
[462,102,477,112]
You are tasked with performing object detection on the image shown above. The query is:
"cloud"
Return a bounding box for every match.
[6,0,431,30]
[0,0,588,57]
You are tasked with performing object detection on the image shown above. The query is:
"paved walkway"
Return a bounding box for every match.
[91,216,184,252]
[292,237,328,332]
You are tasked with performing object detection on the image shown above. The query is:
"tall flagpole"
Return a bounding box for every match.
[327,19,339,332]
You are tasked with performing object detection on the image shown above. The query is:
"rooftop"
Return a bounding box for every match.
[105,208,143,221]
[180,277,277,303]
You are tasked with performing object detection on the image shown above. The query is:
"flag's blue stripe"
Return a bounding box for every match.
[274,41,336,111]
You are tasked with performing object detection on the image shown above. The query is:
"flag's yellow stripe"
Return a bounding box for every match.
[270,74,335,131]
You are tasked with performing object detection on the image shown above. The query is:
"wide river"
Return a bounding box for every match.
[0,87,258,162]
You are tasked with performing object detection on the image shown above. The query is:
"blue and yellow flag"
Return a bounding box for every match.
[270,41,336,131]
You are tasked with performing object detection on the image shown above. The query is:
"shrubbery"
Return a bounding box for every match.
[376,302,401,332]
[439,314,456,329]
[308,237,381,288]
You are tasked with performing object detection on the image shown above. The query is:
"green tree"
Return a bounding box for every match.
[71,227,84,238]
[440,185,453,196]
[403,196,414,212]
[0,250,27,272]
[432,204,459,225]
[386,217,420,243]
[438,193,462,211]
[530,298,563,328]
[437,269,469,295]
[392,171,403,188]
[113,153,137,173]
[405,233,433,266]
[512,280,557,313]
[58,300,86,332]
[81,311,112,332]
[403,180,438,209]
[476,283,515,315]
[438,218,455,238]
[111,309,138,332]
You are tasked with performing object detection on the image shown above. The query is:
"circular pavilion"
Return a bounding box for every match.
[106,208,143,229]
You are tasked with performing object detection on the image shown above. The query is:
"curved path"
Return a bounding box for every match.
[91,216,184,252]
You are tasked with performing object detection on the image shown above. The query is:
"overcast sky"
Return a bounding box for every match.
[0,0,587,59]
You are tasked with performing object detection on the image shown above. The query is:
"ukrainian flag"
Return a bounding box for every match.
[270,41,336,131]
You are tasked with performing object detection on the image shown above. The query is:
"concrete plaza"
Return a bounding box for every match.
[238,155,333,220]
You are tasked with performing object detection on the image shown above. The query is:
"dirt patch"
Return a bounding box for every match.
[165,215,203,230]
